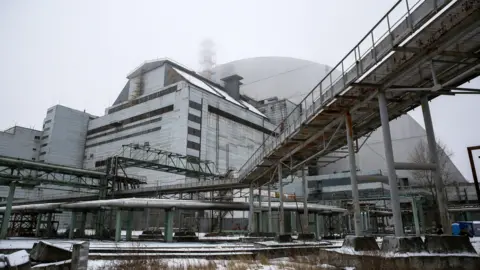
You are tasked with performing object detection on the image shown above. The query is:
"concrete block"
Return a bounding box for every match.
[424,235,477,254]
[6,250,31,269]
[275,234,293,243]
[342,235,379,251]
[297,233,316,241]
[381,236,426,253]
[30,241,71,263]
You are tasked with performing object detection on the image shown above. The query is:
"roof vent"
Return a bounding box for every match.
[221,74,243,101]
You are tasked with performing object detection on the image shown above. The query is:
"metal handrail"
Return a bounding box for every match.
[236,0,443,182]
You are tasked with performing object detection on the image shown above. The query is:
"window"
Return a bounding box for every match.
[39,152,46,156]
[44,120,52,124]
[188,127,201,137]
[32,158,36,161]
[188,114,202,124]
[32,148,37,151]
[41,143,48,147]
[187,140,200,151]
[189,100,202,111]
[34,136,40,140]
[95,160,107,167]
[43,127,50,132]
[107,85,177,114]
[85,126,162,148]
[41,135,49,140]
[47,108,54,114]
[87,105,173,136]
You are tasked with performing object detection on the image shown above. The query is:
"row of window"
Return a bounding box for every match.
[208,106,275,135]
[87,117,163,141]
[41,135,49,140]
[85,126,162,149]
[108,85,177,114]
[87,105,174,136]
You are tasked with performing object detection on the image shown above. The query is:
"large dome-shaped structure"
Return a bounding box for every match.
[212,57,335,104]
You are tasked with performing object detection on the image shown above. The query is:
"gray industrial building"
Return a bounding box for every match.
[0,56,472,232]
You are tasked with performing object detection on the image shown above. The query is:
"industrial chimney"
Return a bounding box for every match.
[221,74,243,101]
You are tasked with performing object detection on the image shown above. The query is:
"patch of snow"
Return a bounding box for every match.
[6,250,29,267]
[240,100,267,118]
[33,259,71,268]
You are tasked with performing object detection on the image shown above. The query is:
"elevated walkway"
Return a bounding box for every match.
[237,0,480,186]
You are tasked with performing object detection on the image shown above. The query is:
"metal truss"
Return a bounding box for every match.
[112,143,220,179]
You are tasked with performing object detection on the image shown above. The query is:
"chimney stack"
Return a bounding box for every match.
[221,74,243,100]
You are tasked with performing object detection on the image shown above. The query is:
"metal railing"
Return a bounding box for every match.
[237,0,446,182]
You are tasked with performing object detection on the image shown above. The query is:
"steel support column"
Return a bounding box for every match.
[0,181,16,239]
[421,96,451,234]
[164,209,174,243]
[302,168,309,232]
[267,183,272,232]
[126,210,133,241]
[79,212,87,237]
[46,213,52,237]
[69,212,77,239]
[378,91,404,236]
[315,214,321,239]
[35,214,42,237]
[418,201,426,234]
[115,209,122,242]
[412,199,420,237]
[278,163,284,235]
[248,184,254,232]
[345,112,362,236]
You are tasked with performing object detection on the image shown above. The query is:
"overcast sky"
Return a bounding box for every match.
[1,0,479,181]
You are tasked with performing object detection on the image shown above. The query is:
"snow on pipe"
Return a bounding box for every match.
[0,156,105,177]
[0,198,346,213]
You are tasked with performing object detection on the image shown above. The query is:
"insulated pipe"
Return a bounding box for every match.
[0,156,105,177]
[394,162,437,170]
[0,198,347,214]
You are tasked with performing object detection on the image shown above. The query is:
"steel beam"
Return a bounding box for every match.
[467,146,480,203]
[248,184,254,232]
[394,162,436,170]
[69,212,77,239]
[345,112,362,236]
[278,163,284,234]
[0,181,16,239]
[302,168,309,232]
[267,182,272,233]
[412,199,420,237]
[421,96,451,234]
[378,91,404,237]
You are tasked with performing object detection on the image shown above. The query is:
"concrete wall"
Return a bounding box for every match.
[41,105,91,168]
[0,126,41,161]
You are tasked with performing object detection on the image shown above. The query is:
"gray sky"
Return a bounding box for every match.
[1,0,479,180]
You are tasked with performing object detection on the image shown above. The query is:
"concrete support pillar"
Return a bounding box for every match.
[258,211,263,233]
[267,184,272,233]
[35,214,42,237]
[290,211,297,233]
[345,112,362,236]
[412,199,420,237]
[378,91,404,236]
[126,210,133,241]
[421,96,451,234]
[115,209,122,242]
[46,213,53,237]
[79,212,87,238]
[417,201,427,234]
[278,163,284,234]
[315,214,321,239]
[248,184,254,232]
[69,212,77,239]
[164,209,174,243]
[0,181,16,239]
[302,168,309,233]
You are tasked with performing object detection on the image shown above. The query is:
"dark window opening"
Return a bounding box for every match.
[107,85,177,114]
[34,136,41,140]
[188,114,202,124]
[187,127,201,137]
[187,140,200,151]
[85,126,162,148]
[208,106,276,136]
[189,100,202,111]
